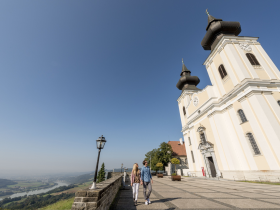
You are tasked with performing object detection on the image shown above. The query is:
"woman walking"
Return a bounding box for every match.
[131,163,141,206]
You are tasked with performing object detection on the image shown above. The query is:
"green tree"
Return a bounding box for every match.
[97,163,105,183]
[144,142,173,171]
[156,142,173,167]
[171,158,180,175]
[144,148,159,171]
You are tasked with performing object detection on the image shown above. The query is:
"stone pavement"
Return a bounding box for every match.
[112,176,280,210]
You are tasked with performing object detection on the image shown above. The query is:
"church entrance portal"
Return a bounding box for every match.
[207,157,216,177]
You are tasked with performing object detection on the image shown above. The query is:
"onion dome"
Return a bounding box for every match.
[176,59,200,92]
[201,10,241,51]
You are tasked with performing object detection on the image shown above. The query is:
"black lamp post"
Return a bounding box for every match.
[121,163,123,173]
[90,135,107,190]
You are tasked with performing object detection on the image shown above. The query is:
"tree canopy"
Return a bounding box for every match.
[144,142,172,171]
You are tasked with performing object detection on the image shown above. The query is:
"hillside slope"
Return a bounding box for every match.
[40,197,74,210]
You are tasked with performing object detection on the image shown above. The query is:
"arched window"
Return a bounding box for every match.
[218,64,227,79]
[238,109,248,123]
[278,100,280,106]
[183,106,186,115]
[246,133,261,155]
[246,53,260,66]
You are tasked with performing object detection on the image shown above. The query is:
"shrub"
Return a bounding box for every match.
[172,173,177,176]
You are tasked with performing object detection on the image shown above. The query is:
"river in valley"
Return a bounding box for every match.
[0,182,68,201]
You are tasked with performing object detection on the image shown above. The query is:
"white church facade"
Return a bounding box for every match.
[176,13,280,181]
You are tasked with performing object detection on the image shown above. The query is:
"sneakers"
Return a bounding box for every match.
[145,201,148,205]
[148,198,151,204]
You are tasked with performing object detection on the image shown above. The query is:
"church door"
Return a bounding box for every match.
[207,157,216,177]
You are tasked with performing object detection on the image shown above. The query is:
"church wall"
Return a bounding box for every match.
[251,45,278,80]
[213,52,235,94]
[247,94,280,168]
[195,116,224,173]
[190,126,204,173]
[178,101,186,126]
[209,62,226,96]
[240,96,280,170]
[272,91,280,101]
[206,66,222,98]
[254,68,270,80]
[264,93,280,123]
[223,44,251,82]
[187,90,209,116]
[223,107,250,170]
[222,77,234,93]
[211,113,236,170]
[220,50,239,85]
[229,102,258,170]
[255,45,280,79]
[208,116,229,170]
[232,43,259,79]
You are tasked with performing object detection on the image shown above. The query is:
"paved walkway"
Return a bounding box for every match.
[113,176,280,210]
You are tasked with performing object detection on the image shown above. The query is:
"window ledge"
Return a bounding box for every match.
[253,65,262,69]
[253,154,262,157]
[240,121,248,125]
[222,75,229,83]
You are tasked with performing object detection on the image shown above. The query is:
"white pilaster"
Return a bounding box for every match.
[210,62,226,96]
[263,93,280,122]
[223,44,251,81]
[223,107,250,170]
[255,45,280,79]
[190,128,204,172]
[228,107,258,170]
[212,113,236,170]
[240,96,280,170]
[246,94,280,168]
[219,50,239,85]
[251,45,277,79]
[208,116,229,170]
[233,44,259,79]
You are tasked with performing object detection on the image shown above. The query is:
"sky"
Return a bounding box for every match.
[1,0,280,178]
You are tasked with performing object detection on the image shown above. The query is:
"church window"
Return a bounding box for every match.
[246,133,261,155]
[183,106,186,115]
[238,109,248,123]
[188,137,191,145]
[246,53,260,66]
[218,64,227,79]
[200,132,207,144]
[191,151,195,163]
[278,100,280,106]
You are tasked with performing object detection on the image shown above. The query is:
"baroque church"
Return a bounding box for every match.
[176,12,280,181]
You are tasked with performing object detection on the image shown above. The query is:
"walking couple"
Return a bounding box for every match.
[130,160,153,206]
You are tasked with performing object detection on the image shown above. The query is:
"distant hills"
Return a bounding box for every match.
[0,179,17,188]
[60,173,95,184]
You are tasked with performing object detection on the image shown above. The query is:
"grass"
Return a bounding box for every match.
[238,180,280,185]
[39,197,74,210]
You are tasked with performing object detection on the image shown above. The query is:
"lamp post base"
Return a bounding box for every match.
[89,182,96,190]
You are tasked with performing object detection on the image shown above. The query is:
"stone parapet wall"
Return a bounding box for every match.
[71,174,122,210]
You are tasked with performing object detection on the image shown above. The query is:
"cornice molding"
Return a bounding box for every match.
[181,79,280,133]
[203,36,259,66]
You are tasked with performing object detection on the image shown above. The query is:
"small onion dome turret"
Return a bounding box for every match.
[201,10,241,51]
[176,61,200,92]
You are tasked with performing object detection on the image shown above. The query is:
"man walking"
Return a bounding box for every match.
[140,160,153,205]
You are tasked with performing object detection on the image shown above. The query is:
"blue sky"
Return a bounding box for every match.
[1,0,280,177]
